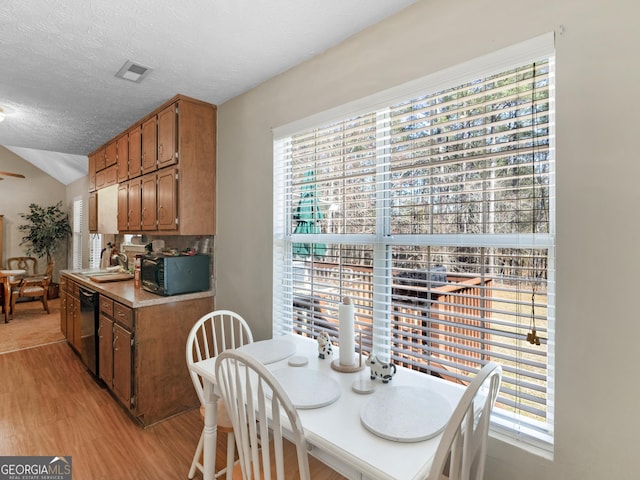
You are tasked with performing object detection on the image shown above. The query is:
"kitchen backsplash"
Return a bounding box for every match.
[100,233,214,275]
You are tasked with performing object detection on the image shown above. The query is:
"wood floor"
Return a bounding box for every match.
[0,298,345,479]
[0,297,64,353]
[0,298,226,479]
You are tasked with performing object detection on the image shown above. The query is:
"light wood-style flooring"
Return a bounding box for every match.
[0,298,224,479]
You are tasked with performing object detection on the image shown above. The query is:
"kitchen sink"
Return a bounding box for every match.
[76,267,122,277]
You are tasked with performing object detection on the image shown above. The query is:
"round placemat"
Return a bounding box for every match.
[237,337,296,365]
[360,385,452,442]
[269,368,341,409]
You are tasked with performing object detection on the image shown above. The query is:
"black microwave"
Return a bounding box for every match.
[141,254,211,296]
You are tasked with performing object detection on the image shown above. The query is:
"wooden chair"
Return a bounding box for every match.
[10,274,50,318]
[186,310,254,479]
[428,362,502,480]
[215,349,345,480]
[5,257,51,318]
[6,256,39,276]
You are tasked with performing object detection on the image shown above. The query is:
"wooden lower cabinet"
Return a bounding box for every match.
[98,314,114,389]
[113,323,133,406]
[60,280,81,352]
[95,292,211,426]
[62,273,211,426]
[59,276,68,337]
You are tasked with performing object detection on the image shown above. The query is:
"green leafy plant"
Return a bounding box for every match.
[18,202,72,265]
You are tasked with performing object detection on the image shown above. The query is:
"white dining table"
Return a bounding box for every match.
[190,334,465,480]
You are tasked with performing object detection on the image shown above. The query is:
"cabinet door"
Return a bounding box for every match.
[128,125,142,178]
[60,290,68,337]
[116,134,129,182]
[88,191,97,232]
[88,153,96,191]
[113,324,133,407]
[104,165,118,187]
[95,169,106,190]
[105,140,117,167]
[71,295,81,350]
[157,168,178,230]
[99,315,114,386]
[95,146,106,171]
[117,183,129,231]
[141,174,157,230]
[141,117,157,174]
[128,178,142,231]
[157,103,177,169]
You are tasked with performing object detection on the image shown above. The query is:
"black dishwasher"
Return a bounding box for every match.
[79,287,99,377]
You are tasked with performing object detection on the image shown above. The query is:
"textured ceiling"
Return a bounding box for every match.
[0,0,415,185]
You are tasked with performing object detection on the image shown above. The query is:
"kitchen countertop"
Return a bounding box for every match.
[61,270,214,308]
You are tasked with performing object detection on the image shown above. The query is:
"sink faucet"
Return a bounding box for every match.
[113,252,129,271]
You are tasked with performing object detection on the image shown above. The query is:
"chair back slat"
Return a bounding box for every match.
[185,310,253,406]
[428,361,502,480]
[216,349,312,480]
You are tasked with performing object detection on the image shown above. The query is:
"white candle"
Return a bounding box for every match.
[339,296,355,366]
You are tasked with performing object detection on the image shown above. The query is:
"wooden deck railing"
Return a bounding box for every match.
[391,275,492,380]
[292,263,492,380]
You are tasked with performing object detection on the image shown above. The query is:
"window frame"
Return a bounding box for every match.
[273,33,555,454]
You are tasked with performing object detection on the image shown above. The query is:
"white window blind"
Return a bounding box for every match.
[72,198,83,270]
[89,234,102,269]
[274,33,555,449]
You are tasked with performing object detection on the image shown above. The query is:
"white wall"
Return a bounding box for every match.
[0,146,68,279]
[215,0,640,478]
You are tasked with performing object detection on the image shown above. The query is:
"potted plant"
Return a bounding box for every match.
[18,202,72,299]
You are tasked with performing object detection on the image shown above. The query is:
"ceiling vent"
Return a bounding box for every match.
[115,60,152,83]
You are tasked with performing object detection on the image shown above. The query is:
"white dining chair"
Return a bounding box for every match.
[186,310,254,479]
[215,349,345,480]
[428,361,502,480]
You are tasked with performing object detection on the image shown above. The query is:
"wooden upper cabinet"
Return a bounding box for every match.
[116,134,129,182]
[157,168,178,230]
[117,183,129,231]
[141,174,157,231]
[128,178,142,231]
[128,125,142,179]
[105,140,117,168]
[104,164,118,187]
[141,117,157,174]
[95,146,106,171]
[157,103,177,169]
[88,152,96,191]
[95,169,106,190]
[86,94,216,235]
[89,191,97,232]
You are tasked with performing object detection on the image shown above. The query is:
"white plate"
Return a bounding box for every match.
[237,337,297,365]
[360,385,452,442]
[269,368,341,409]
